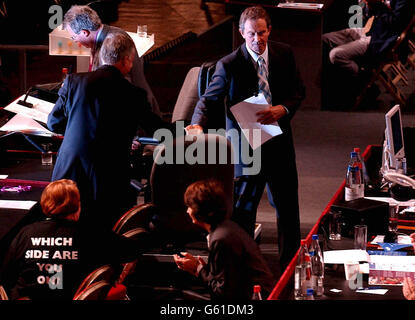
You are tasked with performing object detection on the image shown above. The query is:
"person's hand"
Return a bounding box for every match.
[185,124,203,135]
[174,252,201,276]
[256,105,287,125]
[403,277,415,300]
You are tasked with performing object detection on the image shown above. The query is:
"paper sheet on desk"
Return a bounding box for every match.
[277,3,324,9]
[0,114,54,136]
[0,200,37,210]
[323,250,370,264]
[230,94,282,150]
[364,196,415,207]
[4,95,55,124]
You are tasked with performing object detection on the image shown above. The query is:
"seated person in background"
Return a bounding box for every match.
[323,0,414,78]
[0,179,147,300]
[174,179,275,300]
[47,32,174,229]
[63,4,160,115]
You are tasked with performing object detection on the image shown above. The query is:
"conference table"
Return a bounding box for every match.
[0,125,57,267]
[267,144,414,300]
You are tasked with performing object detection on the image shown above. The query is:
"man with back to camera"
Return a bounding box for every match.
[63,4,160,115]
[47,32,173,230]
[187,6,305,270]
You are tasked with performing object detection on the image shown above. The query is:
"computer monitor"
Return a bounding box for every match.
[385,105,405,170]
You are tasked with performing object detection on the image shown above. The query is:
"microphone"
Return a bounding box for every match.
[17,87,34,108]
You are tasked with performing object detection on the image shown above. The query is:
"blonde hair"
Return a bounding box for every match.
[40,179,80,220]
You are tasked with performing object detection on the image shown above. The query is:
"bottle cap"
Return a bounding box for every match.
[351,152,357,157]
[312,234,318,240]
[354,148,361,153]
[306,288,314,296]
[301,239,307,246]
[253,285,261,293]
[62,67,68,73]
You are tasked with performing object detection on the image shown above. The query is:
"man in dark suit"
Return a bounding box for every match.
[174,179,275,300]
[187,6,305,269]
[63,5,160,115]
[47,32,172,229]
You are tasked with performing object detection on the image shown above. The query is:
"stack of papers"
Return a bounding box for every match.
[369,255,415,285]
[0,114,54,136]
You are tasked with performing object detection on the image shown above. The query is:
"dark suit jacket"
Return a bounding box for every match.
[92,24,160,115]
[191,41,305,177]
[368,0,415,56]
[198,220,275,300]
[47,65,171,226]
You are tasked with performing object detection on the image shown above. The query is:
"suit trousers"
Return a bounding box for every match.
[322,28,371,76]
[231,133,301,269]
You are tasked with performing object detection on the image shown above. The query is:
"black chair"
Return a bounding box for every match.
[73,280,112,300]
[73,264,115,298]
[0,285,8,300]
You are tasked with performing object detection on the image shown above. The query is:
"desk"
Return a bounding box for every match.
[268,144,411,300]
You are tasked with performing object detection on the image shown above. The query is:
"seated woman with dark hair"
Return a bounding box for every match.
[174,179,275,300]
[1,179,145,300]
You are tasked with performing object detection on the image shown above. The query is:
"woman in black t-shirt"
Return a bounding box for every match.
[1,179,142,300]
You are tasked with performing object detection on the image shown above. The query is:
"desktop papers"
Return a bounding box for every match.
[230,94,282,150]
[368,255,415,285]
[0,113,54,136]
[0,200,37,210]
[323,249,370,264]
[4,95,55,124]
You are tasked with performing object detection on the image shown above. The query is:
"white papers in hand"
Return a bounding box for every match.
[4,95,55,124]
[0,200,37,210]
[230,94,282,150]
[0,113,54,136]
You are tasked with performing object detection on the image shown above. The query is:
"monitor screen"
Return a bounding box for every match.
[385,105,405,169]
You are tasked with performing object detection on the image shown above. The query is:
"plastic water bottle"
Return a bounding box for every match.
[294,240,313,300]
[345,152,364,201]
[309,234,324,296]
[252,285,262,300]
[354,148,369,187]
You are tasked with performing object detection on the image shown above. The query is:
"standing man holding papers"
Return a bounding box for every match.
[187,6,305,270]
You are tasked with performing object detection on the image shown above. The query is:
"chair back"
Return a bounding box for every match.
[73,280,112,300]
[113,203,155,235]
[150,133,234,242]
[171,67,201,125]
[73,265,115,298]
[0,285,8,300]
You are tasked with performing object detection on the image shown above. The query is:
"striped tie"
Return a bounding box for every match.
[257,56,272,104]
